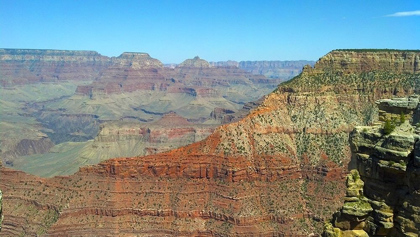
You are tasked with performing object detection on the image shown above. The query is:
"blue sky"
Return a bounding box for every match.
[0,0,419,63]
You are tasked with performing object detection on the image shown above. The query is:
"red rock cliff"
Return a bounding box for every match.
[1,50,419,236]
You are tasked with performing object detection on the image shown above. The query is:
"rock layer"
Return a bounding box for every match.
[315,50,420,74]
[178,56,211,68]
[0,49,110,86]
[323,95,420,236]
[1,49,279,171]
[1,49,419,236]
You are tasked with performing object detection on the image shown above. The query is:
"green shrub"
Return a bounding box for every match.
[383,119,395,135]
[400,111,406,124]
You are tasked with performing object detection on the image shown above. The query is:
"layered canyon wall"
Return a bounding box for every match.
[0,49,110,86]
[1,49,279,171]
[0,50,419,236]
[324,95,420,237]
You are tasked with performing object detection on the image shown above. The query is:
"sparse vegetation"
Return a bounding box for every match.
[400,111,406,124]
[383,119,395,135]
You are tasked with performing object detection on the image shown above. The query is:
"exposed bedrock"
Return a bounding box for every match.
[323,95,420,237]
[37,112,100,144]
[0,50,419,236]
[2,136,54,166]
[0,49,164,86]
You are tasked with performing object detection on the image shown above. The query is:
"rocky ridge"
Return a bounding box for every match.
[0,49,165,86]
[1,49,279,171]
[0,49,108,86]
[323,95,420,237]
[178,56,211,68]
[0,50,419,236]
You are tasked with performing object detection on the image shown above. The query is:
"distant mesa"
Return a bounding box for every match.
[177,56,210,68]
[112,52,163,69]
[0,48,103,57]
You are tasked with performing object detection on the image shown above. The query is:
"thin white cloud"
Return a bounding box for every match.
[385,10,420,17]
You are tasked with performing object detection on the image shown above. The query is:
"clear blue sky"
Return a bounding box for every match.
[1,0,419,63]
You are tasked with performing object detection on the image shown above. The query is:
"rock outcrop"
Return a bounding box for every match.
[112,52,163,69]
[0,49,164,87]
[1,49,419,236]
[2,136,54,165]
[323,95,420,236]
[178,56,211,68]
[0,49,110,86]
[314,49,420,74]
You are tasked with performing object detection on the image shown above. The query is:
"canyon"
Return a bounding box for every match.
[1,49,292,176]
[0,49,418,236]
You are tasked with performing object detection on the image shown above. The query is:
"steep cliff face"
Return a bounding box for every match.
[0,49,110,86]
[2,136,54,165]
[0,49,164,87]
[283,50,419,95]
[1,50,419,236]
[314,50,420,74]
[323,95,420,237]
